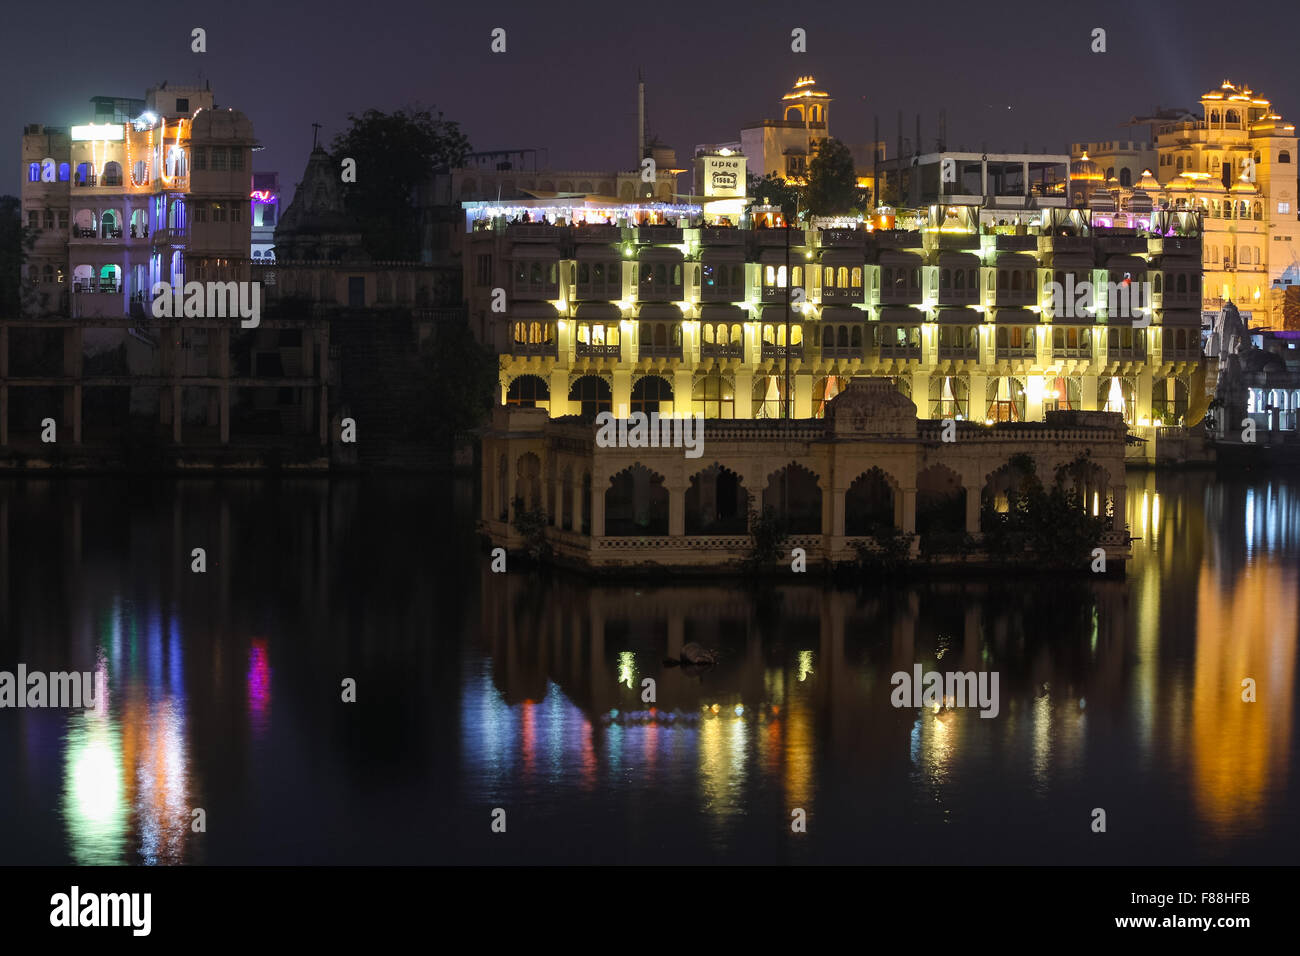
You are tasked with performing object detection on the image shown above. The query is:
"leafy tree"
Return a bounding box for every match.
[411,319,498,451]
[747,173,804,222]
[0,196,34,317]
[805,138,868,217]
[331,108,471,261]
[742,505,788,575]
[980,455,1110,568]
[510,497,551,562]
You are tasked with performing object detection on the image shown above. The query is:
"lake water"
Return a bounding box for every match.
[1,471,1297,864]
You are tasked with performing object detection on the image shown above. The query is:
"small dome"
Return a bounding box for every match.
[1071,152,1103,182]
[1136,169,1160,191]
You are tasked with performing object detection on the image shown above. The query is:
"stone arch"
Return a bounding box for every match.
[568,374,612,417]
[685,463,750,534]
[763,462,823,534]
[506,374,549,407]
[1054,457,1110,516]
[845,466,897,536]
[514,452,542,513]
[631,374,673,414]
[916,464,966,535]
[605,463,669,536]
[981,458,1038,524]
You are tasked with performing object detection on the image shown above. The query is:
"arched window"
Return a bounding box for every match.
[506,375,550,408]
[940,268,951,289]
[631,375,673,414]
[1119,168,1132,187]
[1176,157,1184,172]
[1106,167,1115,181]
[692,369,734,418]
[27,163,40,182]
[851,267,862,288]
[1280,151,1292,164]
[823,266,835,288]
[837,266,849,288]
[1226,109,1240,125]
[1254,202,1263,221]
[101,161,123,186]
[568,376,612,416]
[1176,274,1187,293]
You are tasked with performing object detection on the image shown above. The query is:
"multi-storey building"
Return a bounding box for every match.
[20,84,255,321]
[462,183,1203,463]
[1075,81,1300,325]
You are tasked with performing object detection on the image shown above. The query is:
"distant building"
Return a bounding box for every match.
[250,171,279,262]
[1074,80,1300,325]
[20,83,255,321]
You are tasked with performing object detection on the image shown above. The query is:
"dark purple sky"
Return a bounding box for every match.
[7,0,1299,207]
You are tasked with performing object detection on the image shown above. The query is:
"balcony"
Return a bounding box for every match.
[639,341,683,360]
[993,234,1036,252]
[818,228,866,248]
[575,343,621,359]
[1097,234,1148,255]
[933,231,981,251]
[152,227,188,245]
[871,230,923,250]
[632,225,682,244]
[1039,235,1092,255]
[701,342,743,359]
[761,343,803,361]
[506,223,564,242]
[700,226,744,245]
[511,341,558,358]
[573,224,620,243]
[70,226,124,240]
[879,342,921,360]
[821,344,861,360]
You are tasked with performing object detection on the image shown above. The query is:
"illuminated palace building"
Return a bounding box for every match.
[1073,80,1300,324]
[464,154,1204,463]
[20,85,255,318]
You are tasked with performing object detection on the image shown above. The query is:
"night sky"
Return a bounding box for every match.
[6,0,1299,207]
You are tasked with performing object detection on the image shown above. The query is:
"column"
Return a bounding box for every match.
[794,370,812,419]
[1111,484,1126,533]
[672,367,693,418]
[1082,374,1099,412]
[968,371,986,425]
[913,370,931,418]
[612,368,632,418]
[549,368,570,418]
[667,480,686,537]
[831,487,846,537]
[590,472,605,537]
[900,487,917,534]
[734,368,753,419]
[965,483,981,534]
[1025,373,1044,423]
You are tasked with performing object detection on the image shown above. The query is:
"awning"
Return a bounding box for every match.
[938,251,980,268]
[821,305,868,323]
[878,306,921,324]
[699,246,746,263]
[936,307,981,324]
[699,304,746,323]
[819,248,866,265]
[574,302,621,322]
[1047,252,1095,270]
[637,303,683,322]
[575,244,620,261]
[760,305,803,324]
[992,307,1035,324]
[510,301,559,320]
[637,247,683,262]
[878,250,923,266]
[1106,255,1148,274]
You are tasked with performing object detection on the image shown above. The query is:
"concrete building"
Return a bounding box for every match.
[461,177,1203,466]
[20,83,255,321]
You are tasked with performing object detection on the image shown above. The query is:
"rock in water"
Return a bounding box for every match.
[680,642,717,665]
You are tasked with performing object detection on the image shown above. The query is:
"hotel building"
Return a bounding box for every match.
[1074,80,1300,325]
[20,84,255,321]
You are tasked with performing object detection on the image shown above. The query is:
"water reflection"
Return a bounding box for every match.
[2,471,1298,863]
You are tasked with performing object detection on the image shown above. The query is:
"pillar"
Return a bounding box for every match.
[913,370,931,418]
[965,482,981,534]
[1025,373,1044,423]
[968,372,986,425]
[672,367,693,418]
[1111,483,1126,533]
[794,370,812,419]
[734,368,753,419]
[668,481,686,537]
[549,368,570,417]
[900,487,917,534]
[831,487,846,537]
[1136,367,1153,425]
[612,368,632,418]
[590,473,605,537]
[1081,374,1098,412]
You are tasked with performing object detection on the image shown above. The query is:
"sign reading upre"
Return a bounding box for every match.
[699,154,746,198]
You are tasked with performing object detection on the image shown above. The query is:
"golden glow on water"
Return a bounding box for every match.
[1192,562,1297,838]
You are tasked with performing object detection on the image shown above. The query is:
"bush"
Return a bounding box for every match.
[741,506,788,575]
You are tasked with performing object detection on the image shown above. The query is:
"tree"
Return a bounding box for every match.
[747,173,804,222]
[805,138,868,217]
[0,196,34,317]
[330,108,471,261]
[411,319,499,451]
